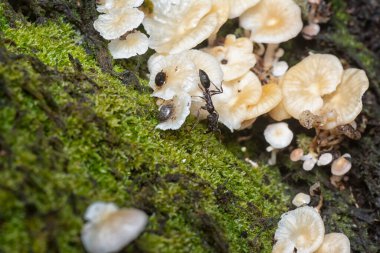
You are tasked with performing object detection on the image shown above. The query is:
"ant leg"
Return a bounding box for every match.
[210,81,223,96]
[190,106,207,131]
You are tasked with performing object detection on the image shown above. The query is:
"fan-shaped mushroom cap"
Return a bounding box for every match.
[290,148,304,162]
[148,53,198,100]
[228,0,261,19]
[156,93,191,130]
[264,122,293,149]
[317,153,333,166]
[275,206,325,253]
[108,31,149,59]
[292,193,311,207]
[319,68,369,129]
[143,0,229,54]
[282,54,344,119]
[272,240,296,253]
[246,82,282,119]
[239,0,303,43]
[81,204,148,253]
[93,8,144,40]
[203,34,256,81]
[315,233,350,253]
[212,71,262,131]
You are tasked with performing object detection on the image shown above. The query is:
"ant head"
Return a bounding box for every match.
[199,69,210,89]
[158,104,174,122]
[155,70,167,87]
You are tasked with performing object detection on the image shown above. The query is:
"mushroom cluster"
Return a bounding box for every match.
[94,0,148,59]
[81,202,148,253]
[273,205,350,253]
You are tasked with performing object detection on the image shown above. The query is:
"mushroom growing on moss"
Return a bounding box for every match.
[81,202,148,253]
[264,122,293,165]
[274,206,325,253]
[108,31,149,59]
[156,93,191,130]
[143,0,229,54]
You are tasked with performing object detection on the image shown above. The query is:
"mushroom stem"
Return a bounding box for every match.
[208,34,217,47]
[263,43,279,70]
[268,149,279,165]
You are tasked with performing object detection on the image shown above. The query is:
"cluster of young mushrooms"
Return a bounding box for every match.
[92,0,369,252]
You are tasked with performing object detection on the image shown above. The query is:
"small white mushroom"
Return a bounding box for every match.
[315,233,351,253]
[97,0,144,13]
[331,154,352,176]
[94,8,144,40]
[108,31,149,59]
[302,153,318,171]
[264,122,294,165]
[271,61,289,77]
[239,0,303,44]
[290,148,304,162]
[292,193,311,207]
[81,202,148,253]
[156,93,191,130]
[274,206,325,253]
[317,153,333,166]
[302,23,321,40]
[203,34,257,81]
[148,53,198,100]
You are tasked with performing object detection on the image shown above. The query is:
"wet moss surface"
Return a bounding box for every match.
[0,0,379,252]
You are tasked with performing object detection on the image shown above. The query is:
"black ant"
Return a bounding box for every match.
[195,69,223,133]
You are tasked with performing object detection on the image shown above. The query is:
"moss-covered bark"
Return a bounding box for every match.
[0,0,379,252]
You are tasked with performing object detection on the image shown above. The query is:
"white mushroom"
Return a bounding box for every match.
[292,193,311,207]
[108,31,149,59]
[203,34,256,81]
[239,0,303,44]
[97,0,144,13]
[272,240,296,253]
[143,0,229,54]
[81,202,148,253]
[156,93,191,130]
[302,153,318,171]
[274,206,325,253]
[331,154,352,176]
[315,233,351,253]
[211,71,262,131]
[282,54,344,120]
[94,8,144,40]
[148,53,198,100]
[264,122,293,165]
[317,153,333,166]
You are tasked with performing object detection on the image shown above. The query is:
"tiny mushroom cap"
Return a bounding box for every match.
[272,240,296,253]
[81,203,148,253]
[272,61,289,77]
[292,192,311,207]
[264,122,294,149]
[228,0,261,19]
[302,153,318,171]
[319,68,369,129]
[148,53,198,100]
[203,34,256,81]
[239,0,303,44]
[317,153,333,166]
[274,206,325,253]
[156,93,191,130]
[290,148,304,162]
[143,0,229,54]
[93,8,144,40]
[331,155,352,176]
[315,233,351,253]
[302,23,321,40]
[108,31,149,59]
[212,71,262,131]
[282,54,344,119]
[84,202,119,222]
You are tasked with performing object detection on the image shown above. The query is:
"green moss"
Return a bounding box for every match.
[0,13,289,253]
